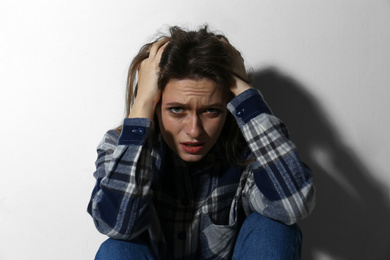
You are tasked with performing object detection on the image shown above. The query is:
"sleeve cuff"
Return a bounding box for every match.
[227,88,272,125]
[118,118,154,145]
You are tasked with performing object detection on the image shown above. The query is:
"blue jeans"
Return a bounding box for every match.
[95,213,302,259]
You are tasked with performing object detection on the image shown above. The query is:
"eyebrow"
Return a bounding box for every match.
[165,102,225,108]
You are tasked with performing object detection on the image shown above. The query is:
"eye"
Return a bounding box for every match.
[168,107,184,114]
[206,108,219,113]
[205,108,222,116]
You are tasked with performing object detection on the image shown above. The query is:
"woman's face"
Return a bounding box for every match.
[156,78,228,163]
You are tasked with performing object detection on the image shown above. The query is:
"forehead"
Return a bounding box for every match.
[162,78,227,103]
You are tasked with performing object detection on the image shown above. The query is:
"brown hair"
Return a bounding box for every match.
[118,25,251,165]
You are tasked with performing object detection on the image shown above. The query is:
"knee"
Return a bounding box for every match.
[95,238,154,260]
[233,212,302,260]
[243,212,301,238]
[96,239,124,257]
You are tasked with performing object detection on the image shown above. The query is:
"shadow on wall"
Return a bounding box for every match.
[252,68,390,260]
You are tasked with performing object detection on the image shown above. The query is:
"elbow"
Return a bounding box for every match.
[285,184,316,225]
[88,203,126,239]
[88,195,150,241]
[92,216,133,240]
[89,206,138,240]
[252,183,316,226]
[87,195,132,240]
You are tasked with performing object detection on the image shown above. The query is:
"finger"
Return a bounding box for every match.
[154,41,169,62]
[139,39,169,72]
[149,37,169,58]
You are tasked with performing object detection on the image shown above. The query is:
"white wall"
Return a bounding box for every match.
[1,1,389,259]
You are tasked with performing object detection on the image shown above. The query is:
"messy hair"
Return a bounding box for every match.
[118,25,251,165]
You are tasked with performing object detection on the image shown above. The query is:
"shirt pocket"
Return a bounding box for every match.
[198,213,238,260]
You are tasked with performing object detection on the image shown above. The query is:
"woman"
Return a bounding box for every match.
[88,26,315,259]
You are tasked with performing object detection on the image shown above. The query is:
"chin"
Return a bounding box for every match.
[178,153,206,163]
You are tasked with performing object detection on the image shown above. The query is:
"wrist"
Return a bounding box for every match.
[129,99,156,120]
[231,80,251,96]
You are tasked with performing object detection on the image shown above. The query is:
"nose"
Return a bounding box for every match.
[184,114,204,138]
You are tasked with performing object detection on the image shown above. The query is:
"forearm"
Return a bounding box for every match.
[88,119,155,239]
[129,39,169,120]
[228,89,315,224]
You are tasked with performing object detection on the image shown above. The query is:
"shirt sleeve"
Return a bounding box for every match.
[87,118,155,239]
[227,88,315,225]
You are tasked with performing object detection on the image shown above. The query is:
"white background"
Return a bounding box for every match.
[1,1,390,259]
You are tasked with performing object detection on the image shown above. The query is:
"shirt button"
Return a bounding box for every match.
[236,108,245,117]
[132,127,145,135]
[178,231,186,240]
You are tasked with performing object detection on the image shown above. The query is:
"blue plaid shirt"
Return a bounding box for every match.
[88,88,315,259]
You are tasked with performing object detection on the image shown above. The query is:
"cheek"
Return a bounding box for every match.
[159,114,178,135]
[206,116,227,139]
[157,112,182,147]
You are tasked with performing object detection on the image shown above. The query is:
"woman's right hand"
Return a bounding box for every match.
[129,38,169,120]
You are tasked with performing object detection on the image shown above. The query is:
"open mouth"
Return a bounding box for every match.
[180,142,205,154]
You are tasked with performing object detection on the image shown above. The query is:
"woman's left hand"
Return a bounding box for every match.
[219,37,251,96]
[228,47,251,96]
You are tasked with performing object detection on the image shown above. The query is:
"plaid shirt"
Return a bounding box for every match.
[88,89,315,259]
